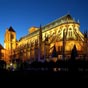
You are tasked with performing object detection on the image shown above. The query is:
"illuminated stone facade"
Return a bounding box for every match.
[3,27,17,63]
[1,14,87,63]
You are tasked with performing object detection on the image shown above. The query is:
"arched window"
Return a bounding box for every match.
[11,34,14,40]
[68,28,73,37]
[69,28,72,30]
[69,31,70,37]
[74,28,77,31]
[71,31,72,36]
[64,28,66,32]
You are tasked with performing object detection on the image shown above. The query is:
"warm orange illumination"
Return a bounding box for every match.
[0,14,86,63]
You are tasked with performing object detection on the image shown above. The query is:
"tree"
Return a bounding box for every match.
[51,45,58,57]
[84,30,88,58]
[0,60,6,70]
[71,45,78,60]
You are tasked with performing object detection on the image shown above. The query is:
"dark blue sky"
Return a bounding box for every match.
[0,0,88,46]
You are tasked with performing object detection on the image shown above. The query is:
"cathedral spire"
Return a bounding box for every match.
[9,26,15,32]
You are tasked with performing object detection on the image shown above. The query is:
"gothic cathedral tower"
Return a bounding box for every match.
[4,26,16,50]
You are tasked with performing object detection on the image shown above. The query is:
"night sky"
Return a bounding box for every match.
[0,0,88,46]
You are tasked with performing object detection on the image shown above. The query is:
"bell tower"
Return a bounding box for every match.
[4,26,16,50]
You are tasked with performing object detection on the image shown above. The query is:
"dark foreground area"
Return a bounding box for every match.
[0,70,87,81]
[0,59,88,82]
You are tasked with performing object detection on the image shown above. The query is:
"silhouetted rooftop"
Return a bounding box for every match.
[8,26,15,32]
[60,14,74,21]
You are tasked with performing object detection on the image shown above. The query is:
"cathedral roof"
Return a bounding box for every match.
[19,14,79,41]
[42,14,76,29]
[56,14,75,23]
[8,26,15,32]
[59,14,74,22]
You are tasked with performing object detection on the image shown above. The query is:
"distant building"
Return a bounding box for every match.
[0,14,87,63]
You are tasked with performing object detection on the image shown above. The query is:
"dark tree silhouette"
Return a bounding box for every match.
[51,45,58,57]
[84,30,88,38]
[71,45,78,60]
[0,60,6,70]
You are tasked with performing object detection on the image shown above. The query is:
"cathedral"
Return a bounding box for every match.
[0,14,87,63]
